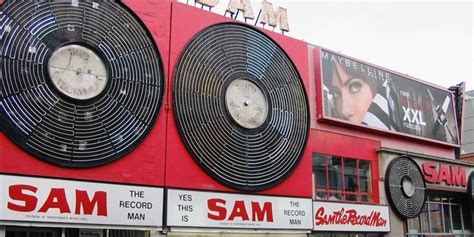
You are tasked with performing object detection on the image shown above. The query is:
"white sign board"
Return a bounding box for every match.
[0,175,163,228]
[313,201,390,232]
[167,189,313,230]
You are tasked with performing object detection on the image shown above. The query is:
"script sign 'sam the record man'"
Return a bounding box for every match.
[193,0,290,32]
[313,202,391,232]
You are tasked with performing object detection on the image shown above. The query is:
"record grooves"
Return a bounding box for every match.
[385,156,426,218]
[0,1,164,167]
[173,23,309,191]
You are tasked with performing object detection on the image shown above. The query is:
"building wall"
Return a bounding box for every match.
[462,153,474,163]
[462,93,474,156]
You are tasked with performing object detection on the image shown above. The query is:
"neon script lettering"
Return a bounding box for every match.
[314,207,387,227]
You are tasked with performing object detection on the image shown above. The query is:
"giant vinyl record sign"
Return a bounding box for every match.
[173,23,309,191]
[385,156,426,219]
[165,3,312,198]
[0,0,171,186]
[0,1,164,167]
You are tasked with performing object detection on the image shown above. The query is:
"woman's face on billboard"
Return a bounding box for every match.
[332,63,373,124]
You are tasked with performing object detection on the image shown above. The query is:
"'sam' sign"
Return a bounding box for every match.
[167,189,313,230]
[0,175,163,228]
[422,162,467,187]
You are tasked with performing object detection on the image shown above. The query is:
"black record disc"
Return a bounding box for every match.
[173,23,309,191]
[0,1,164,167]
[385,156,426,218]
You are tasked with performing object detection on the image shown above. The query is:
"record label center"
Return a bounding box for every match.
[225,78,268,129]
[48,44,108,100]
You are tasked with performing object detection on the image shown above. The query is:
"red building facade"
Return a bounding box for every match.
[0,1,472,237]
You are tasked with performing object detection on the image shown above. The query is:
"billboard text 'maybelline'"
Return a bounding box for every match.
[320,49,458,145]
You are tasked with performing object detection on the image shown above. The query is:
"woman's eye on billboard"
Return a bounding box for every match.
[331,62,374,124]
[348,80,363,94]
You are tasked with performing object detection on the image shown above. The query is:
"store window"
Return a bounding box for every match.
[407,192,473,236]
[312,153,373,203]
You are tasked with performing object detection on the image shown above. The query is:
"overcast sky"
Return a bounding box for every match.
[180,0,474,91]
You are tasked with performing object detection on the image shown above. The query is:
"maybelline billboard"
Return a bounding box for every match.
[319,49,459,146]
